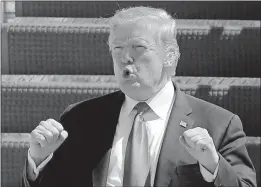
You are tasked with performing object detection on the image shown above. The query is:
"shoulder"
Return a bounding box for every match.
[184,94,244,145]
[185,94,237,131]
[60,90,124,122]
[186,94,235,119]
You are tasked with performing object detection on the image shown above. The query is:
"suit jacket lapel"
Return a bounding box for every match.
[154,83,197,187]
[92,84,197,186]
[92,148,112,187]
[92,91,125,187]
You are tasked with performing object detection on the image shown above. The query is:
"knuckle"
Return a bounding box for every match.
[38,125,47,131]
[55,128,62,135]
[46,118,55,125]
[49,132,54,139]
[35,135,44,142]
[52,124,60,131]
[42,130,51,137]
[196,135,201,139]
[36,125,43,130]
[57,123,64,131]
[190,138,196,143]
[183,131,189,136]
[31,130,37,137]
[50,126,59,135]
[39,120,46,126]
[46,130,53,137]
[197,140,204,145]
[46,124,56,132]
[39,136,46,141]
[53,131,59,137]
[38,125,46,131]
[39,133,46,139]
[54,122,63,130]
[46,124,53,131]
[31,129,37,134]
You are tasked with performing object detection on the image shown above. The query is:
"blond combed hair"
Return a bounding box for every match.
[108,6,181,76]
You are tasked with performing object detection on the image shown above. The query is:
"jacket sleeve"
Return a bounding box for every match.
[213,115,257,187]
[22,158,43,187]
[21,104,74,187]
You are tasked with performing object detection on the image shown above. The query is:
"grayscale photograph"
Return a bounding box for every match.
[1,1,260,187]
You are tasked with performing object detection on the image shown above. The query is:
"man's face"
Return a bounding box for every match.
[110,20,167,101]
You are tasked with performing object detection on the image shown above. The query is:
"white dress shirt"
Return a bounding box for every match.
[27,80,219,185]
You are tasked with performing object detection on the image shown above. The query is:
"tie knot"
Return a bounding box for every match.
[134,102,150,115]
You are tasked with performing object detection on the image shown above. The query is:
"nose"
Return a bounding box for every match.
[121,48,134,64]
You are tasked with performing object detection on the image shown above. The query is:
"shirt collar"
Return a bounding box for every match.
[125,80,175,120]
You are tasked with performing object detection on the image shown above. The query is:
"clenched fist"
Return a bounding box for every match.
[179,127,219,173]
[29,119,68,166]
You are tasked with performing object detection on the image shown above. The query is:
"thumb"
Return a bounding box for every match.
[56,130,68,146]
[179,135,191,150]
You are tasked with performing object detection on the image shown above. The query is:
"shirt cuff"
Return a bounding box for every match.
[199,162,219,182]
[27,149,53,180]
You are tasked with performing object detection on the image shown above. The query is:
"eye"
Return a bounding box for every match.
[114,46,123,49]
[112,46,124,52]
[134,45,147,51]
[135,45,145,48]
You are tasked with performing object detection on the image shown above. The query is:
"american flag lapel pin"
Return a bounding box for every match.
[180,120,187,128]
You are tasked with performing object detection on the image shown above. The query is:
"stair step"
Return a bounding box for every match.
[1,133,260,187]
[2,18,260,77]
[15,1,260,20]
[1,75,260,136]
[1,133,30,187]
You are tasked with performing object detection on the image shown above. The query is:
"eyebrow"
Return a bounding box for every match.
[111,37,152,45]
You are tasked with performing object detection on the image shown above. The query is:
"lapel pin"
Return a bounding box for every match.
[180,120,187,128]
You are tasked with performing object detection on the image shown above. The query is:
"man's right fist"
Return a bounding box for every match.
[29,119,68,166]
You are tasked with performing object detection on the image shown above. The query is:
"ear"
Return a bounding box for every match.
[163,59,177,78]
[162,64,173,79]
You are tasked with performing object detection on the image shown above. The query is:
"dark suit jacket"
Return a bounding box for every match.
[22,83,256,187]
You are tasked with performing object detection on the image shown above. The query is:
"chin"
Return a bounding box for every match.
[124,92,147,101]
[119,83,152,101]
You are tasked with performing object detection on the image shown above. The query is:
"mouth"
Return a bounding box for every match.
[123,69,130,77]
[122,70,140,87]
[122,68,137,79]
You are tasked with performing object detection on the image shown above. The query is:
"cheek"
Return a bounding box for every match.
[112,55,122,69]
[139,53,163,75]
[112,58,122,77]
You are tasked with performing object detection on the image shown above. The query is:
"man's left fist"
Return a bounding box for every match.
[179,127,219,173]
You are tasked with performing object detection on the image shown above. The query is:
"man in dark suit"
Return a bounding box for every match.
[22,6,256,187]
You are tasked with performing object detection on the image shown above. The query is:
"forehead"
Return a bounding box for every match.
[110,19,159,44]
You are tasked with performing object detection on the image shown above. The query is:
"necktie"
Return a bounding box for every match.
[123,102,151,187]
